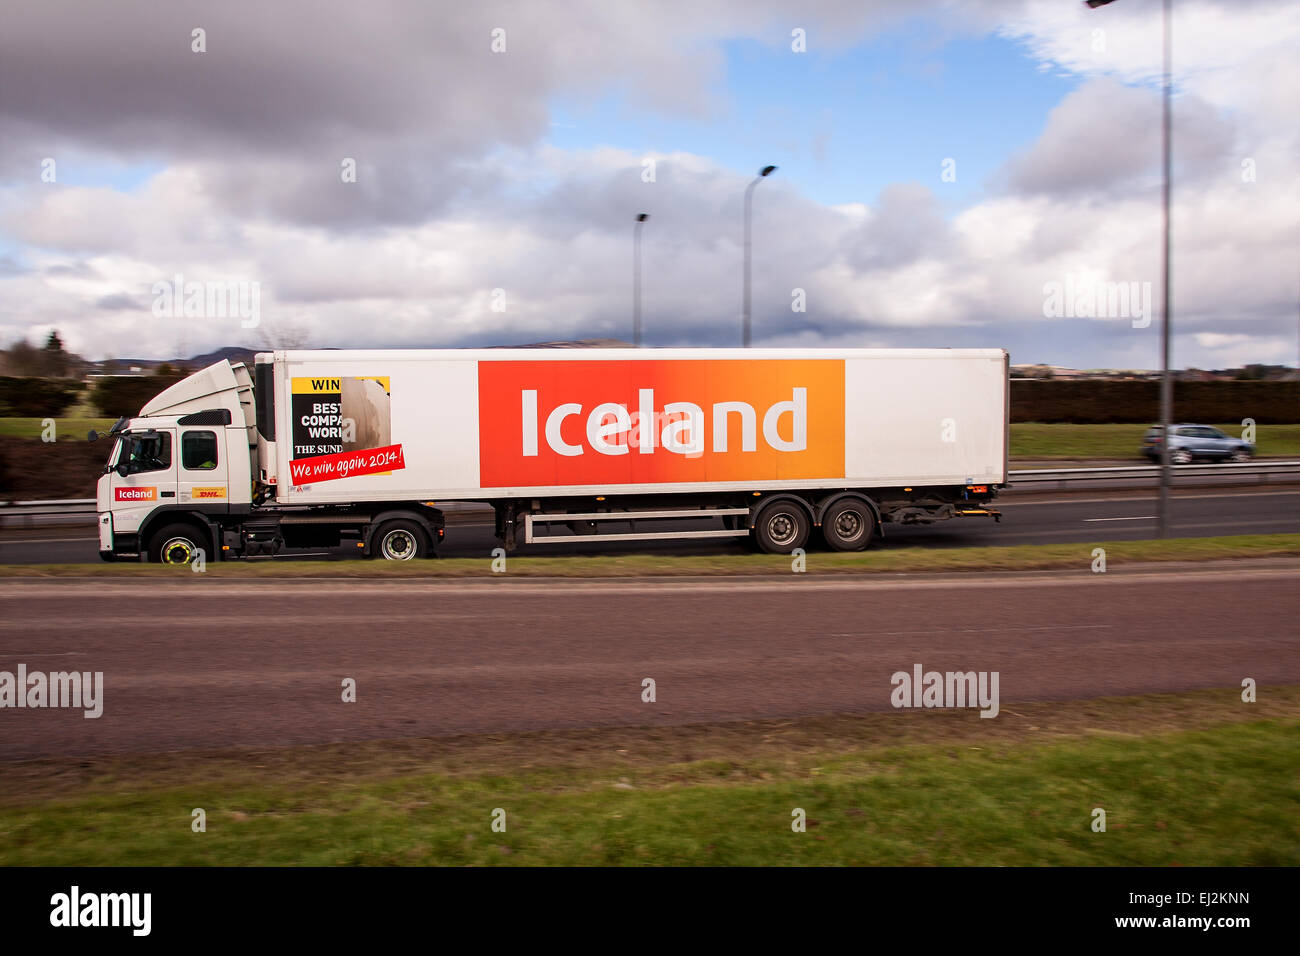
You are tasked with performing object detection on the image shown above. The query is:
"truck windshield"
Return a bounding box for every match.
[114,433,172,474]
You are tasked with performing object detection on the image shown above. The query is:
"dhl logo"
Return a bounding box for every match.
[478,359,845,487]
[191,486,227,499]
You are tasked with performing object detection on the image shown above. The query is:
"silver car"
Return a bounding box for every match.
[1141,424,1254,464]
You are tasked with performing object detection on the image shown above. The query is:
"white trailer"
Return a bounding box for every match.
[93,348,1008,562]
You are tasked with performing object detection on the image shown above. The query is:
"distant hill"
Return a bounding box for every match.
[492,338,633,349]
[183,346,260,369]
[98,347,258,373]
[190,339,634,360]
[94,339,632,374]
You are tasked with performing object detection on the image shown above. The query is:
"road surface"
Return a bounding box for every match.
[0,566,1296,758]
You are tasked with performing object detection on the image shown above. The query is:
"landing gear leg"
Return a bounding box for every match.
[498,503,519,553]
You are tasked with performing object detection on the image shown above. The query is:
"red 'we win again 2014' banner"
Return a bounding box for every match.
[289,444,405,485]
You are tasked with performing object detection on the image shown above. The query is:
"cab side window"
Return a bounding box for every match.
[182,430,219,471]
[128,433,171,472]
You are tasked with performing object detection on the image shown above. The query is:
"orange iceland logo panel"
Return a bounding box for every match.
[477,360,845,488]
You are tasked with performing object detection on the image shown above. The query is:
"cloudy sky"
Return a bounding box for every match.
[0,0,1296,369]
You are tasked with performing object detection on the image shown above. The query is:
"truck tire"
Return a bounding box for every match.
[148,523,206,565]
[373,519,431,560]
[821,499,874,551]
[752,499,810,554]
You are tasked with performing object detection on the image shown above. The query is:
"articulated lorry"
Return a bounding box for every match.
[92,348,1008,563]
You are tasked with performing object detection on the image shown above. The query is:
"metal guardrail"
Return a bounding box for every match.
[0,499,98,522]
[1008,460,1300,489]
[2,461,1297,526]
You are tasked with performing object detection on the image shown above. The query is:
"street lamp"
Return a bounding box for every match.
[633,213,648,347]
[1086,0,1174,538]
[742,165,777,347]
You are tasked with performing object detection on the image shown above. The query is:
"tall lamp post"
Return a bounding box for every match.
[1087,0,1173,538]
[742,165,777,347]
[633,213,648,347]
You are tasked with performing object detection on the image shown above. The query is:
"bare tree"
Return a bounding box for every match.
[253,314,311,351]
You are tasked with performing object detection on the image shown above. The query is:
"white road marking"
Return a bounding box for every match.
[0,537,99,544]
[1084,516,1156,522]
[0,650,81,655]
[1005,490,1300,506]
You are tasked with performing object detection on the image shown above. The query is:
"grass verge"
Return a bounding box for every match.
[2,687,1296,865]
[3,533,1298,578]
[0,416,114,441]
[1009,422,1300,459]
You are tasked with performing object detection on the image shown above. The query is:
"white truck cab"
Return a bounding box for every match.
[95,361,255,563]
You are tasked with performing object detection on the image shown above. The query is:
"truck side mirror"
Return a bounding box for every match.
[116,463,130,478]
[88,430,99,442]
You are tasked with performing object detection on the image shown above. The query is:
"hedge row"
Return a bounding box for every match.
[0,377,85,417]
[1,375,1296,424]
[0,374,189,419]
[1011,380,1299,424]
[89,374,187,419]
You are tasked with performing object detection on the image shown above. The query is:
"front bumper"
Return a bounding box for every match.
[97,512,140,560]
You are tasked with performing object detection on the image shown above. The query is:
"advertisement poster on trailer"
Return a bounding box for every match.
[289,375,404,485]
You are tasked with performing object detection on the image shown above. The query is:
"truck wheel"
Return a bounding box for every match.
[373,520,430,560]
[821,499,874,551]
[752,500,810,554]
[148,524,205,565]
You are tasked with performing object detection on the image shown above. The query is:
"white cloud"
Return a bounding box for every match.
[0,0,1294,372]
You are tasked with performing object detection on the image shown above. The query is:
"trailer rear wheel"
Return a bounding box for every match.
[821,499,874,551]
[373,520,430,560]
[752,500,810,554]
